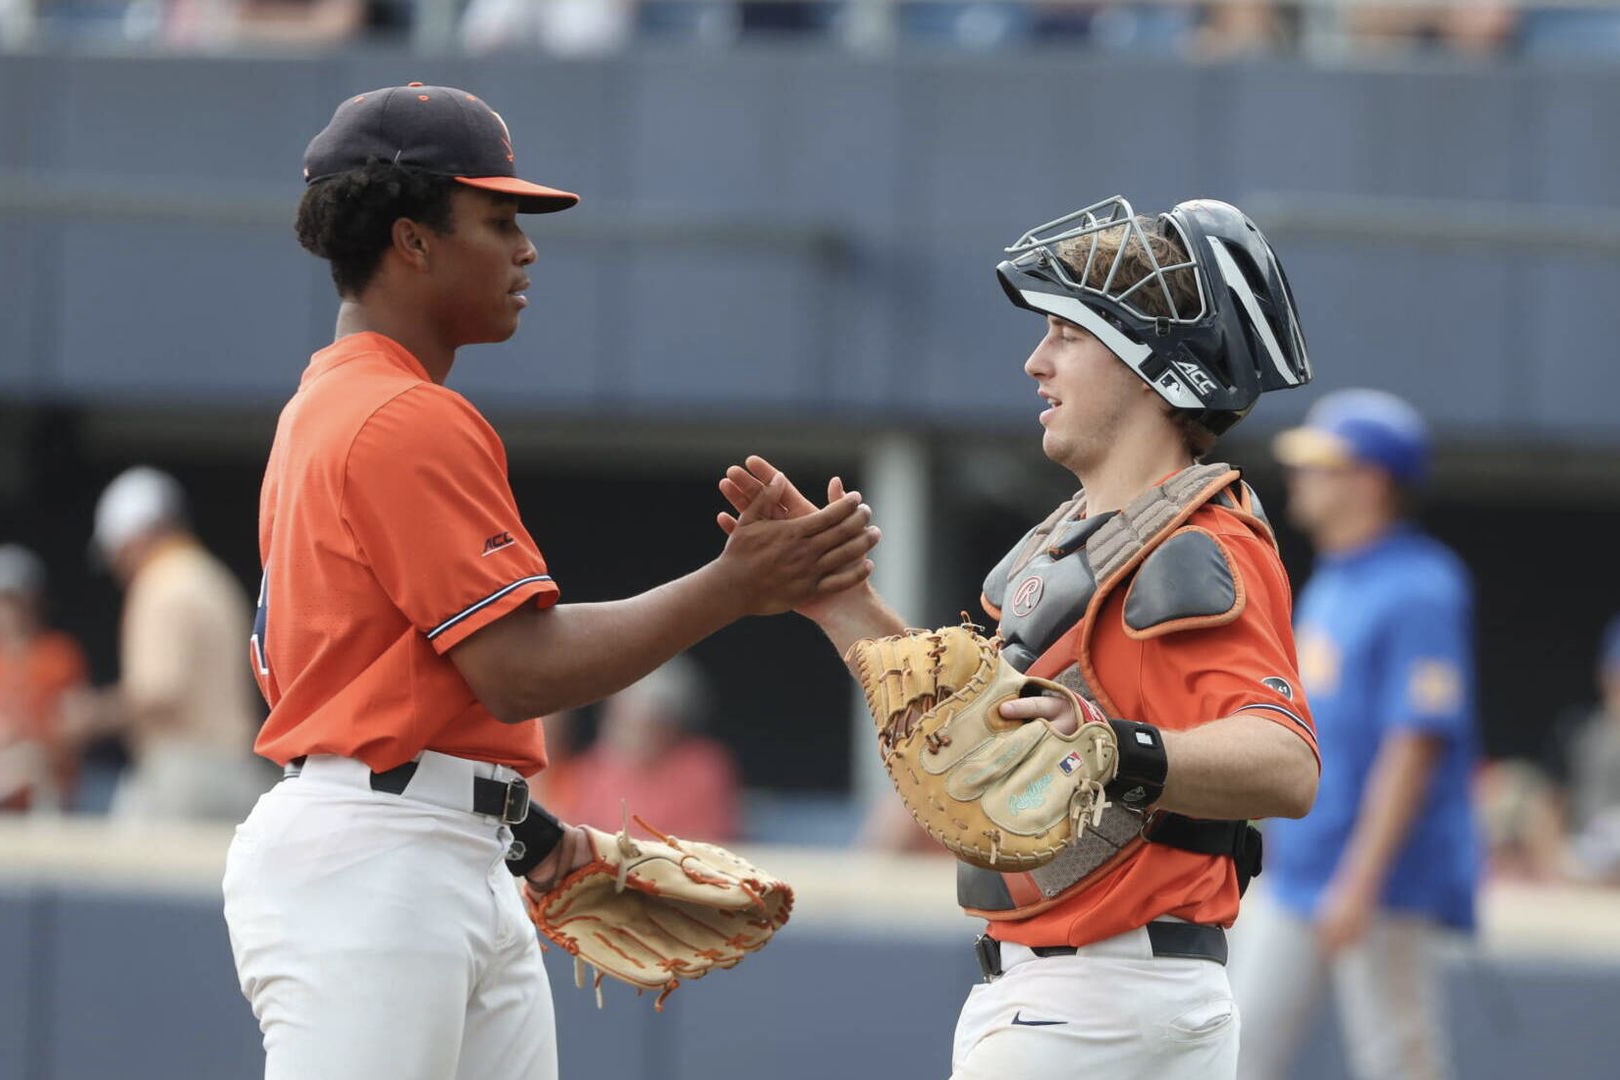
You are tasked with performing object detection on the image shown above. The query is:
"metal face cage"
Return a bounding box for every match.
[1002,196,1208,327]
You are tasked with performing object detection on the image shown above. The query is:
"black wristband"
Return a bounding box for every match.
[1106,718,1168,810]
[504,803,566,877]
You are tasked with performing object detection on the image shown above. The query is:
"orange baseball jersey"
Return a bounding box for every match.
[251,331,558,774]
[991,498,1319,949]
[0,631,88,743]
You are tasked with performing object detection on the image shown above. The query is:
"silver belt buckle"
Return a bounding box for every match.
[501,777,531,824]
[974,933,1002,982]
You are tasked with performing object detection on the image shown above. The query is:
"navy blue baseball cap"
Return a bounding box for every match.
[303,83,579,214]
[1272,388,1431,483]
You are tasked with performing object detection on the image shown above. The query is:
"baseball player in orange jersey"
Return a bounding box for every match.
[220,84,878,1080]
[720,197,1321,1079]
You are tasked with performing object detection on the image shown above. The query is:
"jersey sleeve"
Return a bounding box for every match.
[1135,530,1320,767]
[342,385,559,654]
[1374,569,1473,740]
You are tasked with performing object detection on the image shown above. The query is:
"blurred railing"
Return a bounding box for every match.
[2,815,1619,954]
[0,168,854,259]
[1244,192,1620,256]
[9,168,1620,263]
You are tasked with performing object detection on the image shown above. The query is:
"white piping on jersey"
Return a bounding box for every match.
[1236,700,1313,736]
[427,575,553,640]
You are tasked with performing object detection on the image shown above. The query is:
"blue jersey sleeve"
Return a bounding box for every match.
[1376,565,1474,739]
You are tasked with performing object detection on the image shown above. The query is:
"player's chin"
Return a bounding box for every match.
[474,312,523,345]
[1040,430,1069,465]
[1041,432,1091,477]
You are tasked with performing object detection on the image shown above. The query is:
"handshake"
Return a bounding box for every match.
[715,457,1120,872]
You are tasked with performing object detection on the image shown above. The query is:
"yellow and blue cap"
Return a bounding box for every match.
[1273,388,1431,483]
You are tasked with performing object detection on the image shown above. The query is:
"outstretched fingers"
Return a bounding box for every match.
[816,521,881,575]
[816,557,876,594]
[795,490,866,540]
[810,496,879,592]
[718,469,767,517]
[717,459,853,537]
[734,474,786,527]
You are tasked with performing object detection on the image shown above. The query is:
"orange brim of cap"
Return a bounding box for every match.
[1272,427,1355,469]
[456,175,580,213]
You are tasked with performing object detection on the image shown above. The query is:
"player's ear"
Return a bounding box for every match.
[391,216,433,270]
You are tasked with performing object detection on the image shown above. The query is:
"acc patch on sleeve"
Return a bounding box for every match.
[1121,527,1244,638]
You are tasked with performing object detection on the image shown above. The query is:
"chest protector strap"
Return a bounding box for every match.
[962,462,1265,921]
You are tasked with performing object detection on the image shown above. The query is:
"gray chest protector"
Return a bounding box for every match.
[959,463,1264,920]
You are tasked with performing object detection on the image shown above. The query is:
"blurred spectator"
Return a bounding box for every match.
[1193,0,1292,56]
[1338,2,1517,56]
[119,0,236,48]
[737,0,833,35]
[461,0,634,55]
[229,0,367,47]
[1474,757,1568,884]
[1087,2,1201,53]
[557,654,741,841]
[1519,8,1620,61]
[119,0,406,49]
[901,2,1034,49]
[1560,614,1620,884]
[62,467,272,823]
[0,0,31,46]
[1231,389,1481,1080]
[634,1,836,44]
[0,544,89,813]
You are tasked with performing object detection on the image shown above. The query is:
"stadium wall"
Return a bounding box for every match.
[1,48,1618,444]
[2,820,1620,1080]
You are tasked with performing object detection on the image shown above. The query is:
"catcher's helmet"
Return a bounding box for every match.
[996,196,1312,436]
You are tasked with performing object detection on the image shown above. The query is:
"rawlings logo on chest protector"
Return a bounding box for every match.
[1010,575,1044,617]
[995,512,1113,674]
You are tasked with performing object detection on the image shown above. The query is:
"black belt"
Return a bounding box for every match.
[283,756,531,824]
[974,922,1227,981]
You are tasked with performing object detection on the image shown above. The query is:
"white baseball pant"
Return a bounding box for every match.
[951,927,1240,1080]
[222,753,556,1080]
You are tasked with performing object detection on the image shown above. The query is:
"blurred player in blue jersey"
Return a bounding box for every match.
[1232,389,1481,1080]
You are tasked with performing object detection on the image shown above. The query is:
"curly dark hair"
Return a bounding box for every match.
[295,161,458,297]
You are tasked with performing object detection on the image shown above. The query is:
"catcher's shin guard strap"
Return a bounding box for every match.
[505,803,566,876]
[1105,719,1168,809]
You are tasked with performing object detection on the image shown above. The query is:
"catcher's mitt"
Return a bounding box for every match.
[847,623,1118,871]
[523,817,792,1010]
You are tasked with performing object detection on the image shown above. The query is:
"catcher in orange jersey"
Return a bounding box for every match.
[222,83,875,1080]
[720,197,1321,1080]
